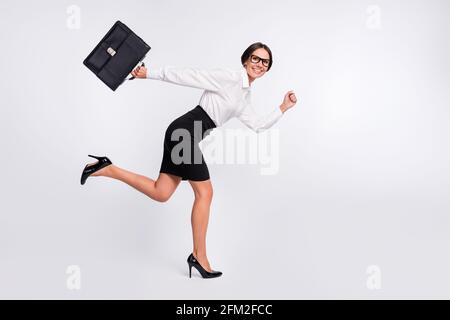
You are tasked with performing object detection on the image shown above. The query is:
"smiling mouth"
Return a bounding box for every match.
[252,68,262,74]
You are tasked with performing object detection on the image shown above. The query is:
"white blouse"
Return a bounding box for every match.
[146,65,284,133]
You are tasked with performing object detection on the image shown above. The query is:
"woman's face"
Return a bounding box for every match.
[244,48,271,81]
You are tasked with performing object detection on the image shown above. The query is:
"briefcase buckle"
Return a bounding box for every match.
[107,47,116,56]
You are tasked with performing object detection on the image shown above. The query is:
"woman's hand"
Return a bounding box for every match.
[280,90,298,113]
[131,65,147,79]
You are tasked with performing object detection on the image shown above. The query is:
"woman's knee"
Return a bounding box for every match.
[198,187,213,201]
[154,185,178,202]
[154,173,181,202]
[190,180,213,201]
[155,191,172,203]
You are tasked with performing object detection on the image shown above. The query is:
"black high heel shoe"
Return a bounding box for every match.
[187,253,222,279]
[80,154,112,185]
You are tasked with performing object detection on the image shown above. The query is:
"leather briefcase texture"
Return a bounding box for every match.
[83,20,151,91]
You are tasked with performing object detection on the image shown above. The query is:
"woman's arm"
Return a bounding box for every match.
[237,104,284,133]
[131,65,237,92]
[237,91,297,133]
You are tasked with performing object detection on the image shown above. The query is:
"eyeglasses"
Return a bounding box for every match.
[250,54,270,67]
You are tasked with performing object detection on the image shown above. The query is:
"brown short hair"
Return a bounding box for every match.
[241,42,273,71]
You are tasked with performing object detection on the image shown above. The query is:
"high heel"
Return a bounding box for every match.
[187,253,222,279]
[80,154,112,185]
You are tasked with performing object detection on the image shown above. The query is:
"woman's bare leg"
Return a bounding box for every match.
[88,162,182,202]
[189,179,214,272]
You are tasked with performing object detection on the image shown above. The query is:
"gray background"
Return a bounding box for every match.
[0,0,449,299]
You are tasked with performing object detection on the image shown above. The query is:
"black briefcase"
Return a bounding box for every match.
[83,20,151,91]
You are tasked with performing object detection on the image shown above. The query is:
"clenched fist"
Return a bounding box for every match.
[280,90,298,113]
[131,65,147,79]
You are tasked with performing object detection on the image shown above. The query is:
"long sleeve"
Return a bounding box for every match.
[146,66,237,92]
[237,103,284,133]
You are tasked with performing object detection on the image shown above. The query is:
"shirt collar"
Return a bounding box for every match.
[241,67,250,89]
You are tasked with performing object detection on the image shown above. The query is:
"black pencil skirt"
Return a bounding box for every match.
[159,105,217,181]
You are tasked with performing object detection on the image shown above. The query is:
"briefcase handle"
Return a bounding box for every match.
[127,61,145,81]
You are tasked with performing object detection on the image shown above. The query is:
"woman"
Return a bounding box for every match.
[80,42,297,279]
